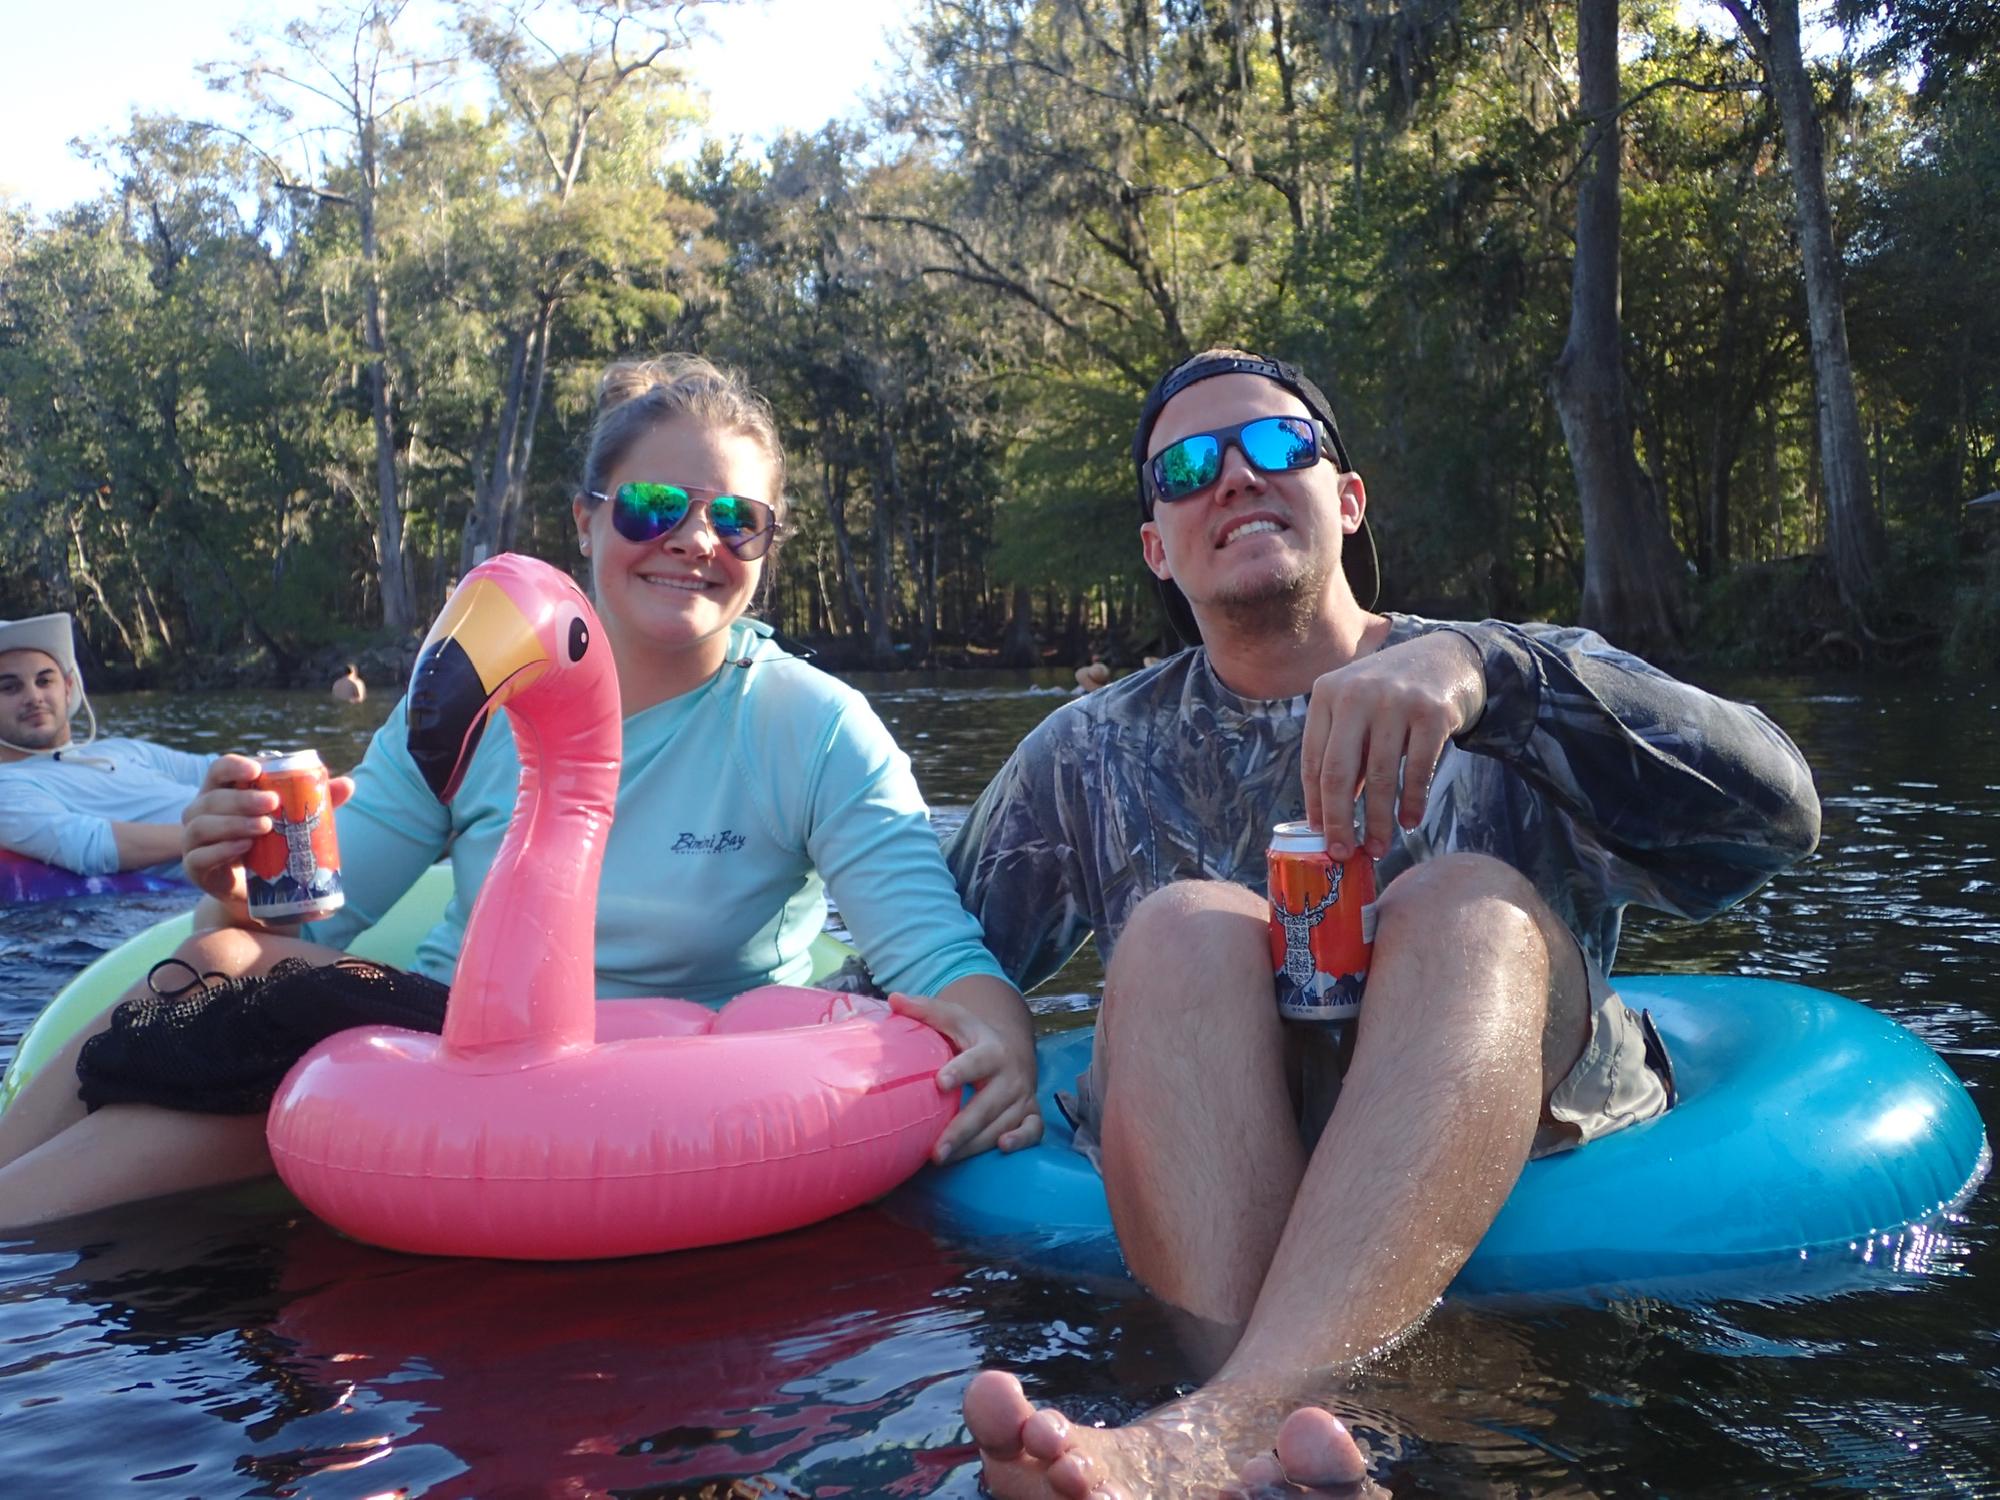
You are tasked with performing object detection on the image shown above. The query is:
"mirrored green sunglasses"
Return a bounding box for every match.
[587,482,780,560]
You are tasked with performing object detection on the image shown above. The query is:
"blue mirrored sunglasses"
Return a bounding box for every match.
[586,482,780,560]
[1146,415,1329,504]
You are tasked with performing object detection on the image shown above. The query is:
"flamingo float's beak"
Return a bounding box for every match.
[408,577,550,803]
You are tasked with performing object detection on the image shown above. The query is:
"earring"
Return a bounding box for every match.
[579,537,590,555]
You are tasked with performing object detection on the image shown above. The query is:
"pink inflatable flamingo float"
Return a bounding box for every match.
[266,554,957,1259]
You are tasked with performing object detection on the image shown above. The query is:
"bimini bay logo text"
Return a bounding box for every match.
[671,829,748,854]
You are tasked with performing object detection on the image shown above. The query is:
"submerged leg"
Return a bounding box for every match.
[966,855,1593,1498]
[0,924,342,1225]
[0,1107,275,1228]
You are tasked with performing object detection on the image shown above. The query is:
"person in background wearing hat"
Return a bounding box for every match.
[0,613,214,878]
[947,349,1822,1496]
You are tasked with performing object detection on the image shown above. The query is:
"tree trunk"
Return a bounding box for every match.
[1729,0,1884,611]
[68,515,145,665]
[811,545,830,636]
[998,584,1038,668]
[1704,445,1733,576]
[869,408,909,666]
[1702,246,1754,576]
[820,463,871,638]
[923,514,941,662]
[356,133,415,633]
[117,518,176,656]
[462,327,530,570]
[1548,0,1684,657]
[498,299,558,552]
[867,484,896,667]
[896,505,935,662]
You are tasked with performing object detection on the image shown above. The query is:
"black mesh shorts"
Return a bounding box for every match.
[75,957,451,1116]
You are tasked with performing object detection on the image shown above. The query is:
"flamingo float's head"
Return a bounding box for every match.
[407,554,610,802]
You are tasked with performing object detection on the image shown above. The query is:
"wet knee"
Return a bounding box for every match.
[176,927,260,973]
[171,926,292,984]
[1373,854,1552,978]
[1116,880,1267,959]
[1103,880,1269,1020]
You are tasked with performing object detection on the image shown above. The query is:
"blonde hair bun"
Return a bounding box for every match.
[582,354,787,508]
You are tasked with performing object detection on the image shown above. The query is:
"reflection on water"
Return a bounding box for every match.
[1,668,1995,1496]
[75,688,395,769]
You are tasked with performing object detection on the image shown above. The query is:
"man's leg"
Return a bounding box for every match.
[0,924,343,1226]
[966,853,1593,1499]
[1099,879,1311,1333]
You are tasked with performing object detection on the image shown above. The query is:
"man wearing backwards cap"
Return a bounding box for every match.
[0,613,213,878]
[947,349,1822,1495]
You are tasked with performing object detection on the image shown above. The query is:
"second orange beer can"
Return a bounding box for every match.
[245,749,345,921]
[1267,819,1375,1029]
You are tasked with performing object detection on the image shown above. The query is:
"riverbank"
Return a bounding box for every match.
[1688,548,1998,672]
[69,544,1998,693]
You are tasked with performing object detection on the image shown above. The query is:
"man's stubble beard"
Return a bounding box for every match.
[1205,551,1331,639]
[6,713,70,754]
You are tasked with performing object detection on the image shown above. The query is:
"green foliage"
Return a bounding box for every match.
[0,0,1993,674]
[992,372,1147,598]
[1685,555,1847,666]
[1943,546,2000,672]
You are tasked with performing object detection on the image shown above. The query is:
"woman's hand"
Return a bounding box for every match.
[1301,630,1487,859]
[890,975,1043,1164]
[181,754,355,928]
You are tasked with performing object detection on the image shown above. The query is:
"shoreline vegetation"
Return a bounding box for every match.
[4,4,1995,684]
[84,545,2000,697]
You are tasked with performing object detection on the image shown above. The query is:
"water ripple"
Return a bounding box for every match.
[0,673,1994,1498]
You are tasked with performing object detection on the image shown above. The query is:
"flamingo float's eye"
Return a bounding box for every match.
[568,617,590,661]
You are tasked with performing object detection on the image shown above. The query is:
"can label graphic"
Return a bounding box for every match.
[1267,820,1375,1028]
[246,750,345,921]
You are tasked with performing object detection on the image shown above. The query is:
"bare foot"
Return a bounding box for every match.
[964,1369,1374,1499]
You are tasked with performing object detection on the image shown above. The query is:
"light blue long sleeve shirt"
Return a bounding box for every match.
[308,619,1007,1005]
[0,738,213,875]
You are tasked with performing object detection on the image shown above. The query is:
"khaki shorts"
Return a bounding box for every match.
[1064,946,1675,1167]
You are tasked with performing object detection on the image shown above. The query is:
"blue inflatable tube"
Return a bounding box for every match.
[0,849,185,906]
[896,976,1989,1299]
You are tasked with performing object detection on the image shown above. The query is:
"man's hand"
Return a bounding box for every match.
[890,975,1043,1164]
[1301,631,1487,859]
[181,754,355,925]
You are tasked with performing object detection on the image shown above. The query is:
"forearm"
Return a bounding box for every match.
[110,820,188,872]
[0,804,115,874]
[1448,620,1821,890]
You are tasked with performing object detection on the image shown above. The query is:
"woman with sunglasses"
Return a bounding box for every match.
[0,355,1041,1226]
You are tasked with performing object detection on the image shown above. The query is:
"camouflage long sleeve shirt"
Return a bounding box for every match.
[945,615,1822,992]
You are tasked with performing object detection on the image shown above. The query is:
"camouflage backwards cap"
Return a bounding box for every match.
[1132,350,1377,646]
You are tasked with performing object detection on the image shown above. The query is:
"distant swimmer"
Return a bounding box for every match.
[332,664,366,703]
[1074,658,1111,693]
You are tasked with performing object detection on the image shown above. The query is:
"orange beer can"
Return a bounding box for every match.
[245,749,345,921]
[1267,820,1375,1033]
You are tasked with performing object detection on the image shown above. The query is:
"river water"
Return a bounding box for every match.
[0,669,1994,1497]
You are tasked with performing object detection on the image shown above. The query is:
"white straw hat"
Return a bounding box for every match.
[0,613,82,697]
[0,612,101,757]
